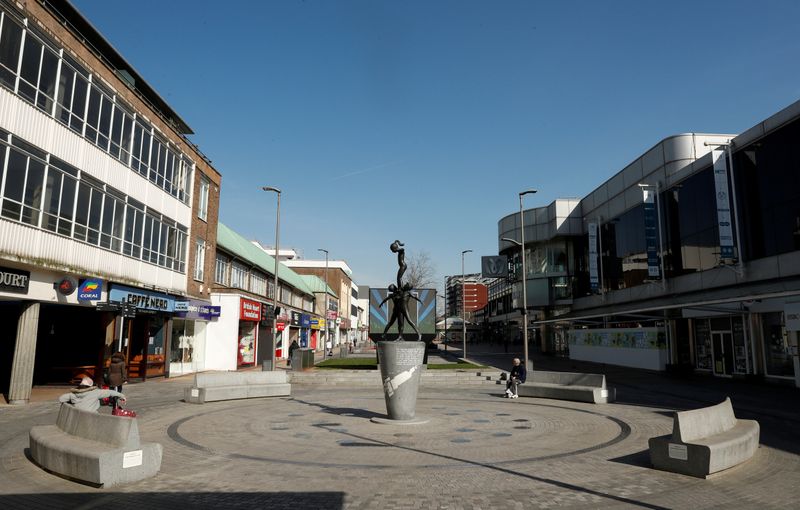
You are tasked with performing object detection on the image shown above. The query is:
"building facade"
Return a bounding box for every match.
[210,223,317,371]
[0,0,221,403]
[496,100,800,387]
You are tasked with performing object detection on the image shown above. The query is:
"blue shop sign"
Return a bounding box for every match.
[174,299,221,321]
[300,314,311,327]
[109,284,175,312]
[77,278,103,301]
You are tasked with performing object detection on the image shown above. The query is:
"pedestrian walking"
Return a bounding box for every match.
[107,351,128,409]
[288,339,299,366]
[505,357,526,399]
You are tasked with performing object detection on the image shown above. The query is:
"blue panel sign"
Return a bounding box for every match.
[300,329,308,348]
[300,314,311,327]
[642,189,661,279]
[78,278,103,301]
[174,299,220,320]
[109,284,175,312]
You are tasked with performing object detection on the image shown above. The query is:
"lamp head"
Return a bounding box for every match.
[262,186,281,194]
[519,189,537,197]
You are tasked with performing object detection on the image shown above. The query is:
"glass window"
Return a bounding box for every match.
[762,312,793,377]
[215,255,228,285]
[198,175,209,221]
[0,13,23,88]
[194,238,205,281]
[18,31,42,104]
[231,262,247,289]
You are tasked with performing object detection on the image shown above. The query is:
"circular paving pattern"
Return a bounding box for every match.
[167,391,630,468]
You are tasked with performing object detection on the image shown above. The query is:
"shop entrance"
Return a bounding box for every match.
[711,331,734,376]
[32,303,109,385]
[122,314,166,380]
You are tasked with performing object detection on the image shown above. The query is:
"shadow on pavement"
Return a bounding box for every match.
[0,492,345,510]
[609,449,653,468]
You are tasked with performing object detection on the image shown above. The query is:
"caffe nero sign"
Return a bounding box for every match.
[0,266,30,294]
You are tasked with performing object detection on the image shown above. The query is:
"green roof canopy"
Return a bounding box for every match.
[216,222,313,297]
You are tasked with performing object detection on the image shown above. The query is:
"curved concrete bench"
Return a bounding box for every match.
[29,404,162,487]
[184,370,291,404]
[516,370,615,403]
[649,397,759,478]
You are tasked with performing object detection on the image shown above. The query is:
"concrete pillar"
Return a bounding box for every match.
[8,302,40,405]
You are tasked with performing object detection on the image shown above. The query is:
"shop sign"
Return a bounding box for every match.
[109,284,175,312]
[77,278,103,301]
[56,276,78,296]
[276,322,286,331]
[310,318,320,330]
[175,299,221,321]
[300,314,311,327]
[0,266,30,294]
[240,298,261,321]
[327,310,338,320]
[786,302,800,332]
[291,311,301,326]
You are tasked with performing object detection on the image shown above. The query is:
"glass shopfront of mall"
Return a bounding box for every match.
[693,316,751,376]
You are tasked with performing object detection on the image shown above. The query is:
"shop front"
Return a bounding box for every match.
[109,284,176,380]
[170,299,221,376]
[238,298,261,368]
[300,314,312,348]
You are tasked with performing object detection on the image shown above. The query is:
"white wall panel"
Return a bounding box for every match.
[0,89,191,224]
[0,221,186,293]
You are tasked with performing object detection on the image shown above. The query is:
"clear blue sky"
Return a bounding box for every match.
[73,0,800,291]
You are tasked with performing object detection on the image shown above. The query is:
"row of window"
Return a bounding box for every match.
[213,254,315,313]
[0,8,193,203]
[0,128,188,272]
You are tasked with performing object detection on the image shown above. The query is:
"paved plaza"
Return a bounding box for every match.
[1,346,799,509]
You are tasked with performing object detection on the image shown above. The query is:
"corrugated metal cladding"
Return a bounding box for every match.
[0,88,192,227]
[0,221,187,293]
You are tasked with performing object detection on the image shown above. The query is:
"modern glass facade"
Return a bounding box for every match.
[0,7,193,203]
[0,129,189,272]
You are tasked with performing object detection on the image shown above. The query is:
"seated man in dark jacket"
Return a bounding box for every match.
[505,358,527,399]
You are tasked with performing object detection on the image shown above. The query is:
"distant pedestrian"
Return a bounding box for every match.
[107,351,127,409]
[505,358,526,399]
[288,339,299,366]
[58,376,126,412]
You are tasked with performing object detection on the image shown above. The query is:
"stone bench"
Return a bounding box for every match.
[648,397,759,478]
[516,370,615,403]
[29,403,162,487]
[184,370,291,404]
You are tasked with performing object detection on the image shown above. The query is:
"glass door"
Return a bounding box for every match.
[712,331,734,376]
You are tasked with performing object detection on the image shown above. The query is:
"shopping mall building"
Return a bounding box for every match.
[495,99,800,387]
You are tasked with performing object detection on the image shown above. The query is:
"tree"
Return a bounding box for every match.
[405,250,436,290]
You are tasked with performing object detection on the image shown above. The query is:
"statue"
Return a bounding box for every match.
[379,283,422,341]
[372,239,429,424]
[390,240,405,288]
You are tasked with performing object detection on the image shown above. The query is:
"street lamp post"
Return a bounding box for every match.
[519,189,537,370]
[262,186,281,371]
[318,248,329,356]
[461,249,472,360]
[443,275,448,352]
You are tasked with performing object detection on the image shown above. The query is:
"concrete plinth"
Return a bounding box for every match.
[377,341,425,421]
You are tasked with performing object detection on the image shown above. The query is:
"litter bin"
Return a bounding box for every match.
[291,349,314,370]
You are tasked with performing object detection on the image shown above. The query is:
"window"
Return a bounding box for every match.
[0,139,46,226]
[214,255,229,285]
[198,175,209,221]
[194,238,206,281]
[0,13,23,88]
[230,262,247,290]
[0,6,195,204]
[251,271,267,296]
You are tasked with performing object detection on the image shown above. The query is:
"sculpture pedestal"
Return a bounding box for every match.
[373,341,428,424]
